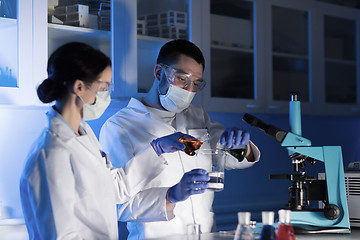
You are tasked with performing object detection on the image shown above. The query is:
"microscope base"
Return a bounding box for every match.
[291,211,350,234]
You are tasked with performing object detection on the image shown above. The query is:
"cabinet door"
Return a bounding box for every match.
[47,1,111,58]
[264,0,313,114]
[137,0,190,94]
[27,0,112,102]
[204,0,264,113]
[0,0,37,105]
[112,0,192,99]
[0,0,18,88]
[316,2,360,115]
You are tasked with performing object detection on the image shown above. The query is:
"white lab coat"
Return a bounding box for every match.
[99,98,260,240]
[20,108,170,240]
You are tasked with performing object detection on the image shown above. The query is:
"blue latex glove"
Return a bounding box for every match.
[151,132,193,156]
[220,127,250,149]
[168,169,210,203]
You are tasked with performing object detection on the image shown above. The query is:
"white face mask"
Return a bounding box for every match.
[81,91,111,121]
[159,84,195,113]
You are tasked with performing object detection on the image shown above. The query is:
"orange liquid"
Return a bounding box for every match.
[179,138,203,156]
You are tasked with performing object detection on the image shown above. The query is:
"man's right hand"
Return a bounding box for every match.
[151,132,194,156]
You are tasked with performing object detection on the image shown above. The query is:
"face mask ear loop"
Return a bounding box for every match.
[82,84,98,105]
[77,94,86,105]
[158,67,171,96]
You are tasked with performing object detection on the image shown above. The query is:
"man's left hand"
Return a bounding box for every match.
[220,127,250,149]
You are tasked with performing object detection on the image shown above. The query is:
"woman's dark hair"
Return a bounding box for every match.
[156,39,205,71]
[37,42,111,103]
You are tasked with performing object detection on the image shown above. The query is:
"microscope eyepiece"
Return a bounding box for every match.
[242,113,287,143]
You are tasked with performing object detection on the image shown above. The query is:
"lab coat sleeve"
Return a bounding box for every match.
[101,115,171,221]
[100,118,135,168]
[20,152,58,240]
[117,187,173,222]
[109,144,167,204]
[224,140,261,170]
[42,147,84,239]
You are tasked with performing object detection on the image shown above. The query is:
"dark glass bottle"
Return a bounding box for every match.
[261,211,277,240]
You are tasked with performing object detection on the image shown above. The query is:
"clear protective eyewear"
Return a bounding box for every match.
[85,80,113,99]
[161,64,206,91]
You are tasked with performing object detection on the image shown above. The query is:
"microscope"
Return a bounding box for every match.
[243,93,350,233]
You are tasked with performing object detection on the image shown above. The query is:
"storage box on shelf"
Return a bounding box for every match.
[138,10,188,39]
[147,25,187,39]
[48,0,110,31]
[54,4,97,28]
[137,19,146,35]
[145,11,187,28]
[98,1,110,31]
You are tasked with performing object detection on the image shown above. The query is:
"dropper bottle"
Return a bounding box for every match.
[234,212,254,240]
[276,210,295,240]
[260,211,277,240]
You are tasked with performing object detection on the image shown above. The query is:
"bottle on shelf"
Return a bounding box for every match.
[260,211,277,240]
[234,212,254,240]
[276,209,295,240]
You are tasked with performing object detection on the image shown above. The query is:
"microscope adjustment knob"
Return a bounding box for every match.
[324,204,340,220]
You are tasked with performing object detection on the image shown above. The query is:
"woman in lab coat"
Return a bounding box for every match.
[19,42,209,240]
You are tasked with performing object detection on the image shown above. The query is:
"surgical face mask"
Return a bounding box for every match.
[159,84,195,113]
[80,91,111,121]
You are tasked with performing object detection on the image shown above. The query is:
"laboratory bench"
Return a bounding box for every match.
[144,228,360,240]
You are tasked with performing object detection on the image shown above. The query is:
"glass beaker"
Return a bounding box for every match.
[186,223,200,240]
[196,148,226,191]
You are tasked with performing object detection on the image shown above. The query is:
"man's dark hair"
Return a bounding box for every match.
[156,39,205,70]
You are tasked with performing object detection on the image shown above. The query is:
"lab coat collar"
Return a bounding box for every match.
[126,98,178,136]
[47,107,79,142]
[127,98,150,115]
[127,97,189,117]
[46,107,102,159]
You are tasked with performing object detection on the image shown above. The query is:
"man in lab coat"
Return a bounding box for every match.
[100,39,260,239]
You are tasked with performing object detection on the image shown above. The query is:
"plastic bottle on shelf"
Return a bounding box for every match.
[260,211,277,240]
[234,212,254,240]
[276,209,295,240]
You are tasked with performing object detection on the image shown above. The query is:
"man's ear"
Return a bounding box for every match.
[73,80,85,96]
[154,64,162,81]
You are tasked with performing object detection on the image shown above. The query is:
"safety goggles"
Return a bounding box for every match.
[161,64,206,91]
[85,80,113,99]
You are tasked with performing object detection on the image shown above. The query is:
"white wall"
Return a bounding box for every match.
[0,105,49,218]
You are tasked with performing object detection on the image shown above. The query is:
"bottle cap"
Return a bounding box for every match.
[278,209,291,224]
[262,211,274,225]
[238,212,251,225]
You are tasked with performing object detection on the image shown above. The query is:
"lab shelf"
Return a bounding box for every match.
[137,34,173,43]
[0,17,17,24]
[48,23,111,57]
[211,44,254,54]
[325,58,357,66]
[48,23,111,41]
[0,17,17,28]
[272,51,309,60]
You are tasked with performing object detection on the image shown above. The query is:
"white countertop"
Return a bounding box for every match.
[144,228,360,240]
[0,219,28,240]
